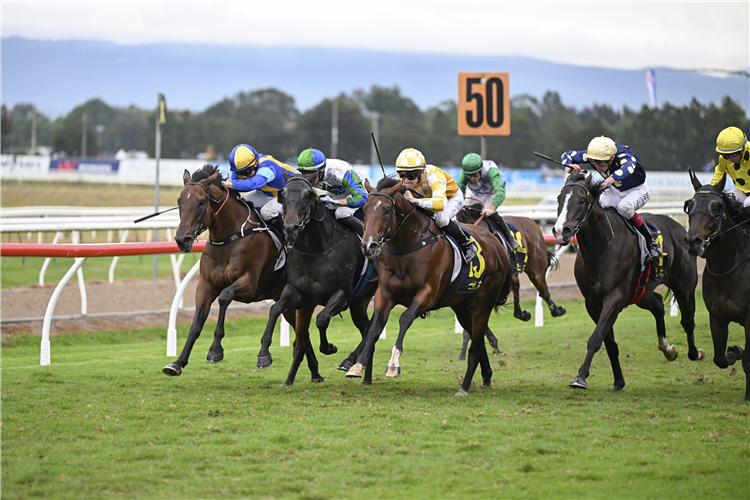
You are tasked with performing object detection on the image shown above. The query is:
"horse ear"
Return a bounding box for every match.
[688,167,702,191]
[714,173,726,192]
[183,169,191,186]
[364,178,374,194]
[283,170,293,182]
[207,171,220,185]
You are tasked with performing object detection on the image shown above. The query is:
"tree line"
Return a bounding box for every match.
[2,86,747,171]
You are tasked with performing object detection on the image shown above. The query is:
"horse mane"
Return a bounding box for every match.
[722,190,746,219]
[191,164,224,186]
[376,176,401,191]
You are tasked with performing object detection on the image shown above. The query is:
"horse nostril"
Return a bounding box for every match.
[562,227,572,238]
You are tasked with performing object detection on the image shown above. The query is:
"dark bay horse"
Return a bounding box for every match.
[684,169,749,401]
[554,173,704,392]
[163,164,295,376]
[347,177,513,396]
[457,204,566,322]
[256,173,377,386]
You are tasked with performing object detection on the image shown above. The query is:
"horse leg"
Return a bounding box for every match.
[602,328,625,392]
[485,328,500,354]
[257,285,305,369]
[385,299,426,378]
[162,282,216,376]
[346,292,394,385]
[672,288,705,361]
[637,291,678,361]
[458,330,470,361]
[570,296,622,390]
[742,322,750,401]
[528,273,566,318]
[510,273,531,321]
[315,290,351,356]
[338,295,373,381]
[457,303,493,396]
[709,314,731,369]
[282,305,322,386]
[206,283,241,363]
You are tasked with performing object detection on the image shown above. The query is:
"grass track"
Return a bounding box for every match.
[2,297,748,499]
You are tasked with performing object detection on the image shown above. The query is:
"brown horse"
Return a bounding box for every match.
[456,204,566,322]
[163,164,296,376]
[346,177,513,396]
[684,169,749,401]
[554,173,704,392]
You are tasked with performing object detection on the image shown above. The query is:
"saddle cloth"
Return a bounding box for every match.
[443,228,487,293]
[634,220,667,280]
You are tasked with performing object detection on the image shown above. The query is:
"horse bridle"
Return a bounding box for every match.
[684,189,750,252]
[183,181,230,240]
[366,191,417,250]
[552,182,599,240]
[282,176,326,235]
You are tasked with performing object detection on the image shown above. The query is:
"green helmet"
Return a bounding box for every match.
[461,153,483,174]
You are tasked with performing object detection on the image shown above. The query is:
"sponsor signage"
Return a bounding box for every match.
[50,159,120,174]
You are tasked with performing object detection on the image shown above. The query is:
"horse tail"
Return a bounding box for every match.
[494,266,514,311]
[546,249,560,272]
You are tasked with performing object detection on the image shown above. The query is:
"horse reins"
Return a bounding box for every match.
[368,191,418,245]
[555,182,613,259]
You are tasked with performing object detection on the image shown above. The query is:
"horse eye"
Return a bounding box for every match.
[709,201,722,217]
[683,201,691,214]
[198,198,205,206]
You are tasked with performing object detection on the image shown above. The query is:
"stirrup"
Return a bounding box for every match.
[462,242,478,263]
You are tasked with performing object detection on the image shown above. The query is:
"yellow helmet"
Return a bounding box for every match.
[586,136,617,161]
[395,148,426,172]
[715,126,747,154]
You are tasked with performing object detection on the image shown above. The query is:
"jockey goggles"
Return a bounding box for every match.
[398,171,421,180]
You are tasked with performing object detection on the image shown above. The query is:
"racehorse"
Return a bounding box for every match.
[347,177,513,396]
[684,169,749,401]
[256,173,377,385]
[163,164,296,376]
[457,203,566,322]
[553,173,704,392]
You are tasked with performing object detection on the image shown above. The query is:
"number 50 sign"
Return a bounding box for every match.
[457,73,510,136]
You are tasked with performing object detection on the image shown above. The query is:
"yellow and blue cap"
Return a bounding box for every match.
[229,144,259,173]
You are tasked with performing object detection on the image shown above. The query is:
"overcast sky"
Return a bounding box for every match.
[3,1,748,72]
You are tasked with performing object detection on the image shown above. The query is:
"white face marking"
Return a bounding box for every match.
[187,193,191,199]
[375,200,382,210]
[553,191,572,242]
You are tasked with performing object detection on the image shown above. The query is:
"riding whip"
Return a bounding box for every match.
[534,151,587,173]
[134,206,179,223]
[371,131,387,178]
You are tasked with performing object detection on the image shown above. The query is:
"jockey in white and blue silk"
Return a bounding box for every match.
[560,136,660,261]
[222,143,298,234]
[296,148,368,236]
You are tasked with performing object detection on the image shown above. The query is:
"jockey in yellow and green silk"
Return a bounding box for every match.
[561,136,660,261]
[457,152,518,253]
[395,148,477,264]
[713,126,750,217]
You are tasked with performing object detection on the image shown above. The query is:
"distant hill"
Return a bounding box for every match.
[2,37,748,118]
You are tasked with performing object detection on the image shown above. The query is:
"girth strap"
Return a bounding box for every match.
[385,234,443,255]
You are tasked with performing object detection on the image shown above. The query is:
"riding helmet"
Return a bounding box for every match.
[715,126,747,155]
[229,144,259,173]
[297,148,327,172]
[586,136,616,161]
[395,148,426,172]
[461,153,484,175]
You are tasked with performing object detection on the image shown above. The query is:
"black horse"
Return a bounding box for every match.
[255,173,377,385]
[684,169,749,401]
[553,173,704,391]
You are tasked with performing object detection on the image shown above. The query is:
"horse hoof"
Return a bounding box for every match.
[385,365,401,378]
[206,350,224,363]
[517,310,531,322]
[279,381,292,387]
[337,359,353,371]
[666,345,678,361]
[321,344,338,356]
[454,389,469,397]
[312,376,325,384]
[612,382,625,392]
[162,363,182,377]
[569,377,588,389]
[696,349,705,360]
[345,363,363,378]
[256,354,273,369]
[458,353,466,361]
[553,306,567,317]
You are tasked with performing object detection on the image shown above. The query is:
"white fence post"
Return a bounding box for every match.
[41,257,87,365]
[167,260,201,357]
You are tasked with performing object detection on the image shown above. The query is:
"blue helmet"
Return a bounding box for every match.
[297,148,327,172]
[229,144,259,173]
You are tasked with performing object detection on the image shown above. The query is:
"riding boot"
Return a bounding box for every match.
[489,213,519,252]
[636,223,661,262]
[339,216,364,237]
[443,220,477,264]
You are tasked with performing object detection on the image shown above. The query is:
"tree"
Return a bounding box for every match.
[296,95,370,163]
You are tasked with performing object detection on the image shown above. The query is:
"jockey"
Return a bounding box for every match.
[561,136,660,261]
[222,143,298,235]
[296,147,367,237]
[396,148,477,264]
[457,152,519,252]
[712,126,750,215]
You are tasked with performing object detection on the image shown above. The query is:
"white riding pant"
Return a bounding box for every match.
[727,188,750,207]
[464,190,501,214]
[599,182,651,220]
[242,191,282,220]
[334,206,358,219]
[434,190,464,228]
